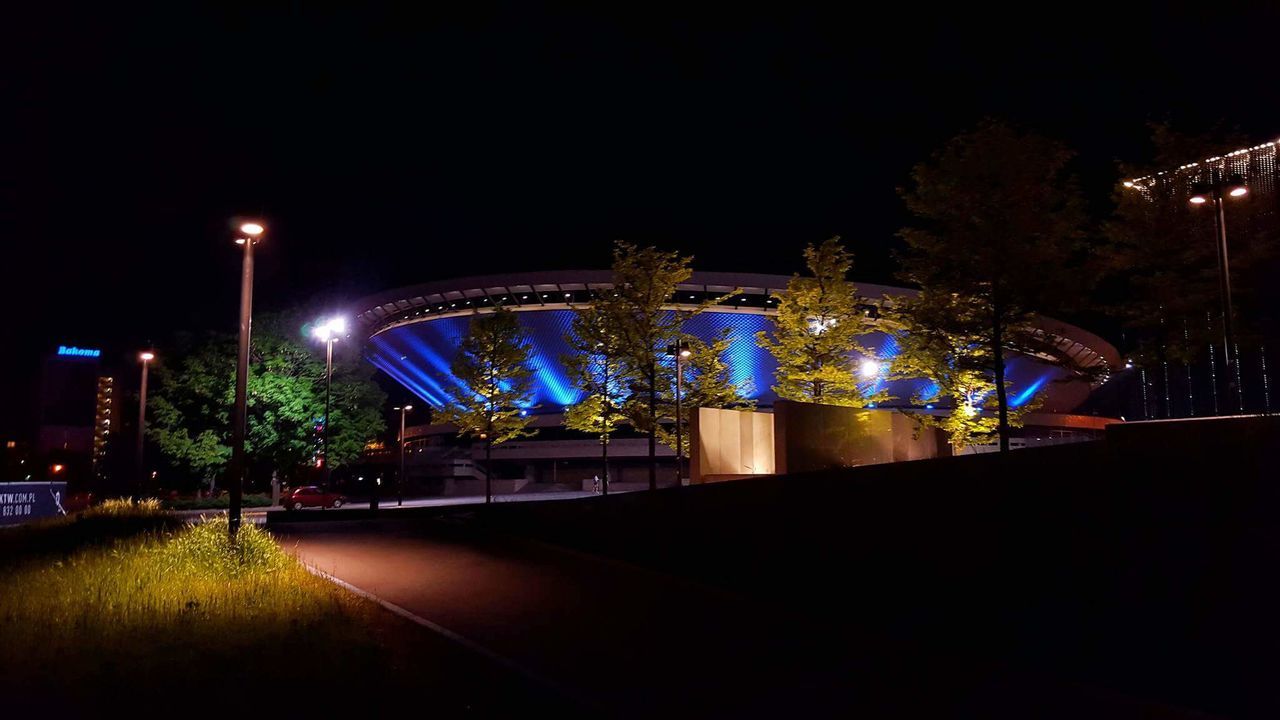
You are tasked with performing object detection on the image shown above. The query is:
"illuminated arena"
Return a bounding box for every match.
[354,271,1120,491]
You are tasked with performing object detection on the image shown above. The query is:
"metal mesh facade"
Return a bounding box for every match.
[365,309,1093,414]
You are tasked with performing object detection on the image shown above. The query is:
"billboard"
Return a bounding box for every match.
[0,482,69,526]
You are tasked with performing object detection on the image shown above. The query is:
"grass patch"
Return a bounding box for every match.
[0,508,568,715]
[0,498,182,568]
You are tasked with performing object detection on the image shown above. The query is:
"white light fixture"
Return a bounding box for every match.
[858,358,880,378]
[312,316,347,341]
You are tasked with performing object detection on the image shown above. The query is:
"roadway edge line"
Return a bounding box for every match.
[297,560,592,712]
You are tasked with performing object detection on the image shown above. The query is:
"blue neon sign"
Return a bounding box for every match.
[57,345,101,358]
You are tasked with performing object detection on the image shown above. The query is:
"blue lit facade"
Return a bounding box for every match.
[365,308,1075,414]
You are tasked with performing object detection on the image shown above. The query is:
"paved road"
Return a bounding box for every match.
[272,520,1205,718]
[274,520,857,717]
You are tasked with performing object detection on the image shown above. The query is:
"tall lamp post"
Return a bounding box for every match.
[1189,170,1248,414]
[666,340,691,487]
[136,351,154,497]
[311,317,346,489]
[394,405,413,506]
[230,221,264,537]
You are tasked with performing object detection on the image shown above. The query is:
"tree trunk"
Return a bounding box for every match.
[485,438,492,503]
[648,363,657,491]
[992,301,1010,453]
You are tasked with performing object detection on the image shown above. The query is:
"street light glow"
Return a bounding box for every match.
[140,351,155,361]
[239,222,265,236]
[1189,195,1207,204]
[1229,186,1248,197]
[311,316,347,341]
[859,358,880,378]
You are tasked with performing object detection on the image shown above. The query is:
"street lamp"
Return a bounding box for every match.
[137,351,155,497]
[394,405,413,506]
[666,340,692,487]
[311,317,347,490]
[229,220,264,537]
[1189,170,1248,414]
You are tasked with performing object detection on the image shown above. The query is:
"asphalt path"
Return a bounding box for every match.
[273,520,856,717]
[271,520,1212,718]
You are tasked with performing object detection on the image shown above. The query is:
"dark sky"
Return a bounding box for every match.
[5,4,1280,435]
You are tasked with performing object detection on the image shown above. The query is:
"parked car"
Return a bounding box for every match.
[283,486,346,510]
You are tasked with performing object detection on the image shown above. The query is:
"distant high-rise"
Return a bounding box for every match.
[91,376,115,482]
[37,345,114,484]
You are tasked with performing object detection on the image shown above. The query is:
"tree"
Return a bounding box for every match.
[756,236,882,407]
[899,119,1090,452]
[888,289,1034,449]
[563,303,629,494]
[593,242,693,491]
[437,307,537,503]
[147,312,387,490]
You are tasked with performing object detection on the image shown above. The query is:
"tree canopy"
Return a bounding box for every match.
[437,306,537,501]
[147,311,386,488]
[591,242,693,490]
[898,119,1090,451]
[757,237,882,407]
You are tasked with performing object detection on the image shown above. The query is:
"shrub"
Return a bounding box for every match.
[161,517,290,578]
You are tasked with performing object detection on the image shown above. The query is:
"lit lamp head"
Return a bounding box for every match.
[1188,182,1211,205]
[311,317,347,342]
[236,221,265,244]
[140,351,155,362]
[1227,174,1247,198]
[859,358,881,379]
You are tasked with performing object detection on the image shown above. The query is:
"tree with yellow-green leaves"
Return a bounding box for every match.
[898,119,1091,452]
[438,306,536,503]
[756,236,883,407]
[888,289,1034,449]
[570,241,747,490]
[563,302,628,494]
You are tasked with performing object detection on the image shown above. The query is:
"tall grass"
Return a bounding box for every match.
[0,514,384,708]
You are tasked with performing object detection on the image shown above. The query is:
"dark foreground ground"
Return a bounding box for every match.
[273,415,1280,718]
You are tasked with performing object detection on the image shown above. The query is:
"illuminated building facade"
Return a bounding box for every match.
[91,376,114,482]
[355,272,1120,490]
[1123,137,1279,418]
[36,345,115,487]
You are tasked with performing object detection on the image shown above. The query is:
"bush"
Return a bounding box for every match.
[83,497,166,518]
[161,517,290,578]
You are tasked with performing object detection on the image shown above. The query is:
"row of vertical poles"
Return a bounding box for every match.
[1136,340,1272,419]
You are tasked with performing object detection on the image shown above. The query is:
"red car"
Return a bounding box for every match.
[283,486,346,510]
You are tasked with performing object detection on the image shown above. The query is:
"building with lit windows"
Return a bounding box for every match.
[91,376,114,482]
[1121,136,1279,418]
[35,345,114,486]
[355,272,1120,492]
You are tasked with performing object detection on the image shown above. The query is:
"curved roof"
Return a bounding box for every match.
[353,270,1120,373]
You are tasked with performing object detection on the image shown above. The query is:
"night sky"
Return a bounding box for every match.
[5,4,1280,436]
